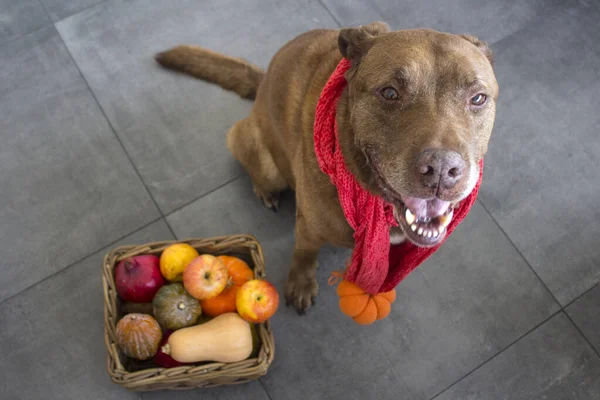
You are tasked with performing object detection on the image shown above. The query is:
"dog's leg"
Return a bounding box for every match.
[227,118,287,211]
[285,208,324,314]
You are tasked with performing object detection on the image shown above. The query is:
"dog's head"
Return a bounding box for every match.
[337,22,498,247]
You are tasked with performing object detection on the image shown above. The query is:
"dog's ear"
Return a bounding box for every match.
[338,21,391,63]
[460,34,493,65]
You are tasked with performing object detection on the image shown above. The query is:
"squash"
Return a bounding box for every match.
[337,280,396,325]
[161,313,253,363]
[152,283,202,330]
[200,256,254,317]
[153,330,188,368]
[115,313,162,360]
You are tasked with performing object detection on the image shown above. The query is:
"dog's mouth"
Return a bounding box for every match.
[365,150,456,247]
[392,196,454,247]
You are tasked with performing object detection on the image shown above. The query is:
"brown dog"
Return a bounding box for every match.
[156,21,498,314]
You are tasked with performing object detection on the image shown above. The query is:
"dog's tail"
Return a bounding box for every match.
[155,45,265,100]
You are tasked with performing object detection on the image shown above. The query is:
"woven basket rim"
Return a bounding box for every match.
[102,234,275,391]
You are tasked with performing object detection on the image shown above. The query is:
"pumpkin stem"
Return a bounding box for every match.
[327,270,345,286]
[225,277,235,289]
[161,343,171,355]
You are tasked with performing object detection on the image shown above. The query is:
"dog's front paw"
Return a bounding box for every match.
[285,275,318,315]
[252,185,280,213]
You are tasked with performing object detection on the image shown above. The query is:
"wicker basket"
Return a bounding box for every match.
[102,235,275,391]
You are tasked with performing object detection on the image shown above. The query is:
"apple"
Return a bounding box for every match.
[236,280,279,323]
[183,255,228,300]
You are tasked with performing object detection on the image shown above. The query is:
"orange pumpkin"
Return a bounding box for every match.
[115,313,162,360]
[337,280,396,325]
[201,256,254,317]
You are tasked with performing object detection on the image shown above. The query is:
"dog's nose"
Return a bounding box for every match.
[416,150,465,190]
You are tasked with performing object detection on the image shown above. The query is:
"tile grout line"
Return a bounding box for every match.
[54,33,190,333]
[564,311,600,358]
[7,187,589,395]
[0,24,52,51]
[258,378,277,400]
[316,0,343,27]
[0,0,104,51]
[563,282,599,309]
[35,0,51,21]
[0,167,241,307]
[0,215,163,308]
[427,200,600,399]
[164,174,243,219]
[54,23,245,253]
[9,7,593,399]
[162,216,178,241]
[479,199,599,311]
[427,310,562,400]
[56,8,245,242]
[51,0,108,25]
[563,282,600,359]
[1,21,244,307]
[0,0,58,49]
[484,0,575,47]
[477,200,563,307]
[56,28,169,223]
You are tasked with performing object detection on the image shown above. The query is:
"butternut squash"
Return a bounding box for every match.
[161,313,253,363]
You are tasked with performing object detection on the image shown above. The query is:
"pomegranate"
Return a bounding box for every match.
[115,255,166,302]
[153,331,187,368]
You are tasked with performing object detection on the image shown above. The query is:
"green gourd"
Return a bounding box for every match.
[152,283,202,330]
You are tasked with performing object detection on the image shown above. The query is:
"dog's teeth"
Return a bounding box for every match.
[434,229,440,238]
[411,224,417,232]
[405,209,416,225]
[417,227,424,235]
[439,210,454,228]
[426,231,432,238]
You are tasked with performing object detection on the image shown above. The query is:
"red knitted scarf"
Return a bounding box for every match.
[314,58,483,295]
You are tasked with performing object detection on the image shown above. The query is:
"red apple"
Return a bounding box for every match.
[115,255,165,302]
[236,280,279,323]
[183,255,228,300]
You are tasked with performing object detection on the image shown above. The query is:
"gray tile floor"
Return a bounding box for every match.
[1,0,598,399]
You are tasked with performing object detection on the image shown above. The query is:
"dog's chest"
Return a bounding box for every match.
[390,227,406,245]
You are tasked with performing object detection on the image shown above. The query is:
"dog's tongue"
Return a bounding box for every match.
[401,196,451,219]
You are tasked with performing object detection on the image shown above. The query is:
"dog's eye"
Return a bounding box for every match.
[380,87,399,101]
[470,93,487,106]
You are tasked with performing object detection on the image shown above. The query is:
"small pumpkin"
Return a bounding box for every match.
[152,283,202,330]
[337,280,396,325]
[115,313,162,360]
[201,256,254,317]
